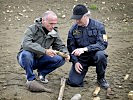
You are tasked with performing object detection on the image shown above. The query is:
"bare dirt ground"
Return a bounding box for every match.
[0,0,133,100]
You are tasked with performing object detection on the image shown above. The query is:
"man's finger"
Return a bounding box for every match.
[78,66,83,72]
[65,55,70,61]
[78,67,82,72]
[72,49,76,54]
[76,68,81,74]
[49,54,54,57]
[78,64,83,72]
[79,64,83,69]
[75,66,82,74]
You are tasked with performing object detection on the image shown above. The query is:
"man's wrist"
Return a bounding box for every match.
[83,47,88,52]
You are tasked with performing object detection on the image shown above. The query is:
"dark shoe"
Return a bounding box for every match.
[97,78,109,89]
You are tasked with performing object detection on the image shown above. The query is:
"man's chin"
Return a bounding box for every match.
[77,24,86,27]
[48,29,53,32]
[77,24,82,26]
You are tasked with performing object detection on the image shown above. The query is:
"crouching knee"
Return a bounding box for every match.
[66,78,83,87]
[18,50,34,67]
[19,50,33,60]
[95,51,107,61]
[53,55,65,66]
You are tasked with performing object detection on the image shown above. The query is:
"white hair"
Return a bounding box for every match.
[83,11,91,17]
[42,11,57,20]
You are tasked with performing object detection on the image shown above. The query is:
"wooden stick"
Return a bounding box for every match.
[55,51,68,58]
[124,74,129,80]
[93,97,100,100]
[106,87,112,99]
[58,78,66,100]
[128,91,133,100]
[93,86,101,97]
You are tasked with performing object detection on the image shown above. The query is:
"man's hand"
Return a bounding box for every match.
[72,47,88,56]
[54,50,70,61]
[75,62,83,74]
[65,55,70,62]
[45,49,57,57]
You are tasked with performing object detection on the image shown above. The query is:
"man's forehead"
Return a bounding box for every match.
[47,16,57,23]
[47,14,57,19]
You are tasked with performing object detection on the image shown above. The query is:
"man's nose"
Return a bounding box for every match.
[51,24,56,28]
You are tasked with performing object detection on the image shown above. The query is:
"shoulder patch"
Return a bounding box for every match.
[103,34,108,42]
[73,30,81,35]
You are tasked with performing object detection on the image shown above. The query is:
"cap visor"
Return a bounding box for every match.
[71,15,83,20]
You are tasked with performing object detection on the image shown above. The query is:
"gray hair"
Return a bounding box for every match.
[83,11,91,17]
[42,11,57,20]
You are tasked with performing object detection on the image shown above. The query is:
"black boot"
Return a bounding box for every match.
[97,78,109,89]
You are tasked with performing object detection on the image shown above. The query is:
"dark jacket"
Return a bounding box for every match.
[67,18,108,64]
[20,18,68,57]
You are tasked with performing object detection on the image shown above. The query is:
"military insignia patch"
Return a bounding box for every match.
[103,34,108,42]
[73,30,81,35]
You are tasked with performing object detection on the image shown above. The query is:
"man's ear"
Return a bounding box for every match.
[42,17,46,22]
[42,18,44,22]
[42,17,46,25]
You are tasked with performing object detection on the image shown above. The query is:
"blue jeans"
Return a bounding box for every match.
[17,50,65,81]
[67,51,107,87]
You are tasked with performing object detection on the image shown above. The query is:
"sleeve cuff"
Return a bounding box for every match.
[83,47,88,52]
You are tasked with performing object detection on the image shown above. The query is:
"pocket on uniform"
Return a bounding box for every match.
[87,30,97,44]
[74,35,82,46]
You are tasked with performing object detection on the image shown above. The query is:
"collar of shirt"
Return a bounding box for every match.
[42,27,49,34]
[48,29,57,35]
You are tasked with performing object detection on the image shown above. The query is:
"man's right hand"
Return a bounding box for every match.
[75,62,83,74]
[45,49,57,57]
[72,47,88,56]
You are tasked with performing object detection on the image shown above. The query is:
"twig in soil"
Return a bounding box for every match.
[93,96,100,100]
[106,87,112,99]
[124,74,129,80]
[93,86,101,97]
[58,77,66,100]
